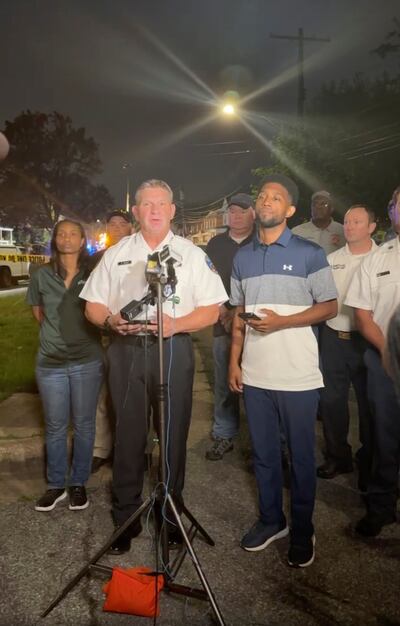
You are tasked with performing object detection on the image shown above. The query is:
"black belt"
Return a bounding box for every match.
[115,333,189,346]
[327,326,359,340]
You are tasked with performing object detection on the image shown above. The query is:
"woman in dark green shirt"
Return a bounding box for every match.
[27,220,103,512]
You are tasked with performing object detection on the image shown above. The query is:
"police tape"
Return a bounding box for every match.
[0,253,49,264]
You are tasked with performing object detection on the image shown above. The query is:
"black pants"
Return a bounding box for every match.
[320,326,372,479]
[364,348,400,519]
[108,334,194,526]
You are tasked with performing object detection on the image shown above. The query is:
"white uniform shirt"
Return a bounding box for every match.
[292,220,345,255]
[344,237,400,336]
[327,241,378,332]
[80,230,228,320]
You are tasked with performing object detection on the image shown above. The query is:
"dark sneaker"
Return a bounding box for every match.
[35,489,67,512]
[241,520,289,552]
[68,486,89,510]
[355,513,396,537]
[288,535,316,568]
[205,437,234,461]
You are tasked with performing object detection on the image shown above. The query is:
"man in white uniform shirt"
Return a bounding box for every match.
[345,186,400,537]
[317,205,377,487]
[292,190,345,255]
[80,179,228,553]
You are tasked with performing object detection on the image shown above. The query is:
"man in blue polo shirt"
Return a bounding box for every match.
[229,173,337,567]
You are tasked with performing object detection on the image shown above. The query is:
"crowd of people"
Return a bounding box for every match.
[27,176,400,568]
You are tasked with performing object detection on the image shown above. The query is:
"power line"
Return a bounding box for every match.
[346,141,400,160]
[337,121,400,144]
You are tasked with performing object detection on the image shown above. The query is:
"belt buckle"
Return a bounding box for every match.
[338,331,351,340]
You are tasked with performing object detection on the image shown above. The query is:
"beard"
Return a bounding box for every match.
[256,215,285,229]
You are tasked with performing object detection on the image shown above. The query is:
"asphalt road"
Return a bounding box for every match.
[0,335,399,625]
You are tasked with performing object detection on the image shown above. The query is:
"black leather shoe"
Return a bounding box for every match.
[108,532,132,554]
[107,520,142,555]
[168,527,184,549]
[317,461,353,480]
[91,457,108,474]
[355,513,396,537]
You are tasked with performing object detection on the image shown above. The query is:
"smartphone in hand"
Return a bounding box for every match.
[238,312,261,321]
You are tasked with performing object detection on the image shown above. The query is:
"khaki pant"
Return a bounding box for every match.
[93,381,114,459]
[93,336,114,459]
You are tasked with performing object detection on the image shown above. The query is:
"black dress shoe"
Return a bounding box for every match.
[355,513,396,537]
[108,532,132,555]
[317,461,353,480]
[91,456,108,474]
[168,527,184,549]
[107,520,143,555]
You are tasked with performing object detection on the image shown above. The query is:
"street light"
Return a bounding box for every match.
[220,90,240,117]
[221,103,235,116]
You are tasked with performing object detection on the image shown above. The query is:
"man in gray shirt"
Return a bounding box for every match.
[292,191,345,255]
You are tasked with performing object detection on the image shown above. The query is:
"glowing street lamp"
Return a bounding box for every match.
[221,102,235,116]
[220,90,240,118]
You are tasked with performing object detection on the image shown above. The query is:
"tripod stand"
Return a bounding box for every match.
[41,279,226,625]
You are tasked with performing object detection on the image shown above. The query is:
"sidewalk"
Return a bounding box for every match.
[0,332,399,625]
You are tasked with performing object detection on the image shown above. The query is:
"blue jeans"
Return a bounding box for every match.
[36,359,103,488]
[212,335,240,439]
[243,385,319,541]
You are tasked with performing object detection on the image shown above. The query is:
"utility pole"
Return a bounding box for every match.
[270,28,330,117]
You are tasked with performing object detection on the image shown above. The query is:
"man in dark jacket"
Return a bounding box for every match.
[205,193,255,460]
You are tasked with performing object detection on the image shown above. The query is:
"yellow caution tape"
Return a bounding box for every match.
[0,253,49,264]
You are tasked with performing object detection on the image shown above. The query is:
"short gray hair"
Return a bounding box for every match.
[135,179,173,204]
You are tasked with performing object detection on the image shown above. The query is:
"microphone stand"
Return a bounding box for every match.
[41,276,226,625]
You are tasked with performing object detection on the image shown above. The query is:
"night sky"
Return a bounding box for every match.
[1,0,398,208]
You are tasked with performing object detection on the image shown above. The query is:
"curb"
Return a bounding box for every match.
[0,435,44,464]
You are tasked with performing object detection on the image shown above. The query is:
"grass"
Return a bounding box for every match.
[0,294,39,402]
[0,301,215,404]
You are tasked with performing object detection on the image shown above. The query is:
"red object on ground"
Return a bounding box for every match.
[102,566,164,617]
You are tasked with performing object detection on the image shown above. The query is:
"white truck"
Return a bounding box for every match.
[0,226,48,288]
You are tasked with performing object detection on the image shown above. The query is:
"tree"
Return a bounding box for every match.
[252,72,400,222]
[372,16,400,63]
[0,111,114,227]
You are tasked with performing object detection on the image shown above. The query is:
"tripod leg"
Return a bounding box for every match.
[41,498,152,618]
[166,494,226,626]
[168,525,196,579]
[181,503,215,546]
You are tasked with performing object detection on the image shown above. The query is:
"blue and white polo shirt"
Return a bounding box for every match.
[230,227,337,391]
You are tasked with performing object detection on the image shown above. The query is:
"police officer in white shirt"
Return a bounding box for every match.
[385,304,400,401]
[80,179,228,554]
[345,186,400,537]
[292,191,345,255]
[317,205,377,486]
